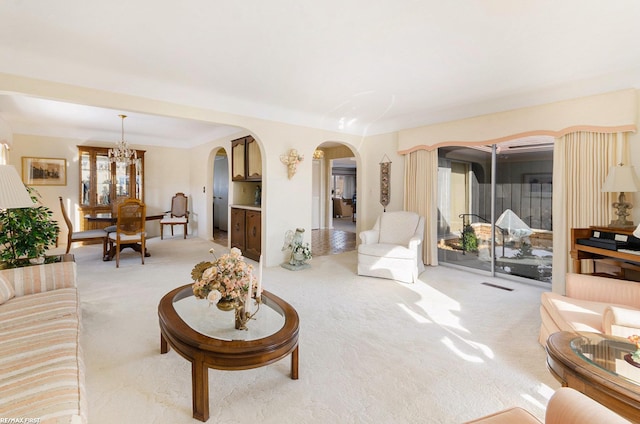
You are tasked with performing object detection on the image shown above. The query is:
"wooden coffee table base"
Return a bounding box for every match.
[160,333,299,421]
[158,286,300,422]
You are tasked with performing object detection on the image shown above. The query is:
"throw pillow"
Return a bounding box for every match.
[0,274,15,304]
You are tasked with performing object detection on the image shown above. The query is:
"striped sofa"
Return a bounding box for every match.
[0,260,86,424]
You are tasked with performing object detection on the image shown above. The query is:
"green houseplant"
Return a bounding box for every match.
[0,187,59,267]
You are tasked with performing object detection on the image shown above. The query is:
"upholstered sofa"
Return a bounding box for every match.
[0,260,87,423]
[465,387,630,423]
[357,211,425,283]
[539,273,640,346]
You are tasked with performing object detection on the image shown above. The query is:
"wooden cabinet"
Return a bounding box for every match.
[245,209,261,260]
[230,208,246,252]
[78,145,145,229]
[232,136,261,181]
[230,207,261,261]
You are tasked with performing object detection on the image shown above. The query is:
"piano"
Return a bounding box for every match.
[572,226,640,279]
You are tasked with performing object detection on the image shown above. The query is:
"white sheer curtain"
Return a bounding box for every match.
[552,132,620,293]
[0,143,8,165]
[404,149,438,266]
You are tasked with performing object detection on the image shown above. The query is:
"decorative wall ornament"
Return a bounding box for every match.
[379,154,391,212]
[312,149,324,159]
[280,149,304,179]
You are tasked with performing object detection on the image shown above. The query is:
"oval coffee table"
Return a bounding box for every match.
[546,331,640,422]
[158,284,299,422]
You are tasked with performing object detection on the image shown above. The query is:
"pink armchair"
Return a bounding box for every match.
[539,273,640,346]
[465,387,629,423]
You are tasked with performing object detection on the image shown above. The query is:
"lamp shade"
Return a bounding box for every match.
[0,165,34,209]
[601,164,640,193]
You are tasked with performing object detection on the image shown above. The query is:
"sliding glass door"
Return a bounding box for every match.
[437,140,554,283]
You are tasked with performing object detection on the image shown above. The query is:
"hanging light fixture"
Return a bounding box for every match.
[108,114,137,165]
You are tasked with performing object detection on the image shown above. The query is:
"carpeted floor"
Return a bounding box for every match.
[69,236,559,423]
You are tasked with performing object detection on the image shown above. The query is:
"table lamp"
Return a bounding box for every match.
[601,163,640,227]
[0,165,33,209]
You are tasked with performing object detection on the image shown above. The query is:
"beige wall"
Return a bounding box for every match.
[397,89,637,151]
[8,134,189,241]
[6,72,640,272]
[1,74,389,267]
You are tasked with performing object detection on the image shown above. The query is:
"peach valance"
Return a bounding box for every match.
[398,89,637,153]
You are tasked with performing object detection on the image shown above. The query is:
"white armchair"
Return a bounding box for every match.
[357,211,425,283]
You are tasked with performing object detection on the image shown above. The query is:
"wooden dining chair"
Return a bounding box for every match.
[103,196,129,235]
[107,198,146,267]
[160,192,189,239]
[59,196,108,256]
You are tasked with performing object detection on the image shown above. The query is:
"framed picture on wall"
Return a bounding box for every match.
[523,172,552,198]
[22,157,67,186]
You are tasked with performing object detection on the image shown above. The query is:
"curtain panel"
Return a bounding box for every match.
[0,143,8,165]
[552,132,620,293]
[404,149,438,266]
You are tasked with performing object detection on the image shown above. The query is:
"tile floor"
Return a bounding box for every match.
[312,218,356,256]
[212,221,357,257]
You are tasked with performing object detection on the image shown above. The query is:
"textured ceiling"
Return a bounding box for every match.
[1,1,640,147]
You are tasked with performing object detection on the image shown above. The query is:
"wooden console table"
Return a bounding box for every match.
[571,227,640,277]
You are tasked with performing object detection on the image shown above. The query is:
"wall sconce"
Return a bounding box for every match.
[313,149,324,159]
[601,162,640,227]
[280,149,304,179]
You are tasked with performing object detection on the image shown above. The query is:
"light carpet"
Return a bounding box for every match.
[68,237,559,423]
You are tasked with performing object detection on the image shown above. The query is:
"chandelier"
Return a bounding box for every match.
[108,114,137,165]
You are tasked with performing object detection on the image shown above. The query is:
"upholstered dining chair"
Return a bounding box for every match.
[160,192,189,239]
[59,196,108,257]
[333,197,353,218]
[107,198,146,267]
[103,196,129,236]
[357,211,425,283]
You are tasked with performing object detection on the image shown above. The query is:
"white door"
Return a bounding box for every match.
[213,155,229,231]
[312,159,322,229]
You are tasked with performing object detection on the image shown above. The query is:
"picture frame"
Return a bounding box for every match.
[523,172,552,198]
[22,157,67,186]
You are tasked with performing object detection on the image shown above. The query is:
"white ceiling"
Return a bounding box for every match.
[1,1,640,148]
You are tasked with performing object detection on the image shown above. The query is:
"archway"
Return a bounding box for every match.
[310,142,358,256]
[212,148,230,243]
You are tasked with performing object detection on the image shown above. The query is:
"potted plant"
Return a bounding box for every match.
[0,187,59,268]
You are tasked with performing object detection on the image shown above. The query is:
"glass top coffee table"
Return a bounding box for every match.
[158,284,299,422]
[546,331,640,422]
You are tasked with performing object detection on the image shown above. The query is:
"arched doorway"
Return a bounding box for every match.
[212,148,229,243]
[311,142,357,256]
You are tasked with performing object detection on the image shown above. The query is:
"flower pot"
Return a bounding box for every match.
[216,297,236,312]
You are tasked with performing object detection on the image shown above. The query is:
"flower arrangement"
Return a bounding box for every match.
[292,242,312,261]
[628,335,640,362]
[191,247,257,305]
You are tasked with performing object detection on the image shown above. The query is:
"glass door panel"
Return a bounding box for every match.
[80,152,91,206]
[437,143,553,284]
[96,154,112,206]
[437,146,492,273]
[114,161,130,198]
[494,149,553,283]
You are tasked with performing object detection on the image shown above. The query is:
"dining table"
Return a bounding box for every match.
[85,212,165,261]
